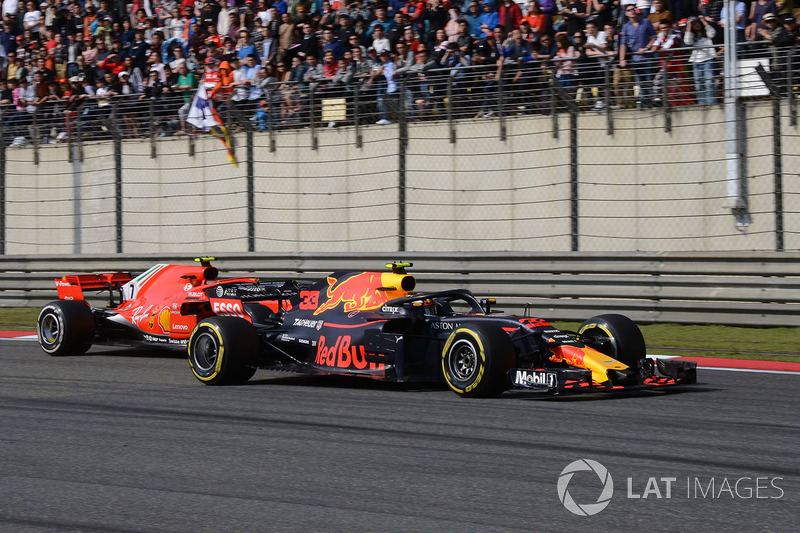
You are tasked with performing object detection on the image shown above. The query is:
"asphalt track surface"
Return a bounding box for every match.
[1,341,797,532]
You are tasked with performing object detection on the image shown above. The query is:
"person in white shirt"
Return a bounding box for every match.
[23,1,43,35]
[583,19,608,109]
[1,0,18,17]
[371,24,391,54]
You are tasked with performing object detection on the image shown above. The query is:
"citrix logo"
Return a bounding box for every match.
[557,459,614,516]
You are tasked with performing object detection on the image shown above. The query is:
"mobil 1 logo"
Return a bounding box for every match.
[511,369,558,390]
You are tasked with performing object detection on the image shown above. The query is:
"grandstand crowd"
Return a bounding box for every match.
[1,0,799,145]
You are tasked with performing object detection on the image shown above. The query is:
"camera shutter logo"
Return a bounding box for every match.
[557,459,614,516]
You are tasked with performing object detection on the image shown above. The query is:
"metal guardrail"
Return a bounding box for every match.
[2,252,799,327]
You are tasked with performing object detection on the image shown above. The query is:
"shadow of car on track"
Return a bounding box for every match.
[61,347,186,359]
[247,373,448,393]
[511,383,717,402]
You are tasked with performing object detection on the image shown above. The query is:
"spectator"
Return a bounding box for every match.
[426,0,449,44]
[402,0,427,34]
[558,0,587,36]
[478,0,500,38]
[371,23,390,53]
[455,19,476,55]
[760,13,799,91]
[620,5,656,107]
[747,0,779,42]
[685,15,716,105]
[278,12,298,61]
[464,2,483,37]
[320,26,343,59]
[583,19,609,109]
[5,75,36,145]
[587,0,614,29]
[368,6,394,35]
[555,33,577,89]
[523,1,547,40]
[303,53,324,93]
[605,21,634,108]
[648,0,673,26]
[23,1,43,36]
[371,48,397,124]
[649,17,692,106]
[237,28,258,60]
[260,23,278,65]
[499,0,524,31]
[388,11,409,47]
[719,0,747,44]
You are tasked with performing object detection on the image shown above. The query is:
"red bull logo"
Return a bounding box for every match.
[314,335,384,370]
[313,272,412,316]
[519,317,551,328]
[549,345,586,368]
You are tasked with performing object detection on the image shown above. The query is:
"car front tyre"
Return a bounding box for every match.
[578,313,646,367]
[188,317,258,385]
[441,323,515,398]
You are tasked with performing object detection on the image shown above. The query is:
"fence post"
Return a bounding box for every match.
[0,107,5,255]
[112,99,123,253]
[310,84,318,151]
[32,108,40,166]
[399,81,408,253]
[244,111,255,253]
[268,82,276,152]
[773,92,784,251]
[354,85,362,148]
[76,101,85,162]
[447,74,455,143]
[550,72,559,139]
[498,68,506,141]
[605,62,614,135]
[570,103,578,252]
[662,52,672,133]
[790,43,797,127]
[754,62,784,250]
[149,98,156,158]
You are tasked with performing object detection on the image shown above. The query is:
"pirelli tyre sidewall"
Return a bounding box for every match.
[188,317,258,385]
[441,323,515,398]
[578,313,646,367]
[37,300,95,356]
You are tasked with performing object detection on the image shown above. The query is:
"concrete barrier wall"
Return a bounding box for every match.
[3,105,797,254]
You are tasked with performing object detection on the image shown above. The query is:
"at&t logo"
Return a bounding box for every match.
[557,459,614,516]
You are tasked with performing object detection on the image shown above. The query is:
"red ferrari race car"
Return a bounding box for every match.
[37,259,697,397]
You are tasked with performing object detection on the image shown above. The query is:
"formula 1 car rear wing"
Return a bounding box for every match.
[55,273,133,305]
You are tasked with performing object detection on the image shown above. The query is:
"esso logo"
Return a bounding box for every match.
[212,300,244,318]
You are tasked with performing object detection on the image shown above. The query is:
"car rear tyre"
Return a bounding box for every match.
[37,300,95,356]
[188,317,258,385]
[578,314,646,367]
[441,323,515,398]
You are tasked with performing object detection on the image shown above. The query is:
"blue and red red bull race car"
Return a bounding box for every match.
[37,259,697,397]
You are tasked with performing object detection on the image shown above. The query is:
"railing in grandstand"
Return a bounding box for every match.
[1,41,797,150]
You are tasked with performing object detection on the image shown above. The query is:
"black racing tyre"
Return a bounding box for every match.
[441,323,516,398]
[578,314,646,367]
[188,317,258,385]
[37,300,95,356]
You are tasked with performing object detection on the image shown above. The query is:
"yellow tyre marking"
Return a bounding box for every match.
[578,322,614,342]
[189,323,226,382]
[441,328,486,394]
